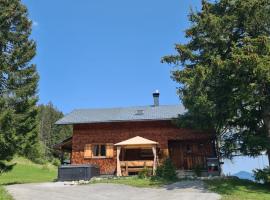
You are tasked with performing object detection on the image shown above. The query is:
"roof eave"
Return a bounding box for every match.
[55,117,177,125]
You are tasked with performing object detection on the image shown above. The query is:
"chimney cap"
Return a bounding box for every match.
[153,90,160,97]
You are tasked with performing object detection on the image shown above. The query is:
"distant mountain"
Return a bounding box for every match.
[233,171,255,181]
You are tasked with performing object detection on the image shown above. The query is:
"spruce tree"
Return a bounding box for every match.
[0,0,39,163]
[163,0,270,164]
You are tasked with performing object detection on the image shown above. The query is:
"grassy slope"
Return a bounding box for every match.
[0,157,57,200]
[205,179,270,200]
[0,157,57,185]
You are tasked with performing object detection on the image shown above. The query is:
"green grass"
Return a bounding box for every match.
[0,157,57,185]
[0,156,57,200]
[2,159,270,200]
[205,178,270,200]
[90,176,172,188]
[0,186,13,200]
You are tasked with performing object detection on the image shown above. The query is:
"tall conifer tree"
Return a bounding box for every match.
[163,0,270,165]
[0,0,39,163]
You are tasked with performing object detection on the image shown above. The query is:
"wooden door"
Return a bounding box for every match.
[168,141,184,169]
[169,140,213,170]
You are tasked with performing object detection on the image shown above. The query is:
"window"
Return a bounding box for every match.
[84,143,113,159]
[92,144,106,157]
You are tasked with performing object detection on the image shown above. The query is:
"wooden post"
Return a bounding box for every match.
[125,161,128,176]
[116,146,122,176]
[152,145,157,175]
[60,148,64,164]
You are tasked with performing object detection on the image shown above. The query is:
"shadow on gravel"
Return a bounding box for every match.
[163,180,210,192]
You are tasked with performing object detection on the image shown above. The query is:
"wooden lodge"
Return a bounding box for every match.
[55,91,218,176]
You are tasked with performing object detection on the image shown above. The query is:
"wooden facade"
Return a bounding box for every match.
[69,120,216,174]
[169,140,213,170]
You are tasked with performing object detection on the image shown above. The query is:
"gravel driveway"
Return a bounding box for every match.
[6,180,220,200]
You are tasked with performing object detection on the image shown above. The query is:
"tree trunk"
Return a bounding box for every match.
[215,133,223,175]
[268,151,270,167]
[263,106,270,166]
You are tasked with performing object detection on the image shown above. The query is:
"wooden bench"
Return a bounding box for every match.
[120,160,153,176]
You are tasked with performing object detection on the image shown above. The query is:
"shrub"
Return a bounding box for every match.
[51,158,61,167]
[193,165,203,177]
[153,158,177,181]
[32,157,47,165]
[138,167,151,179]
[0,161,15,174]
[253,167,270,184]
[155,164,163,178]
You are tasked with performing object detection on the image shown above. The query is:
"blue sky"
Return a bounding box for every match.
[23,0,202,113]
[22,0,268,175]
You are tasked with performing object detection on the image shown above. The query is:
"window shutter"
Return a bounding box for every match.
[84,144,92,158]
[106,144,114,158]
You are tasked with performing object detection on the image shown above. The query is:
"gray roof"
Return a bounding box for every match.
[55,105,185,125]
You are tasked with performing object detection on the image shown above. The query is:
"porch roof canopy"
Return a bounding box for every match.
[114,136,157,148]
[53,136,72,152]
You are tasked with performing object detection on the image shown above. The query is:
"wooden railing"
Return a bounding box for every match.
[120,160,153,176]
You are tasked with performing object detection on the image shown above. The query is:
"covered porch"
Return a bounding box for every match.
[53,137,72,164]
[115,136,158,176]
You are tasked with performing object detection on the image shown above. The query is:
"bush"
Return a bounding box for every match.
[0,161,15,174]
[253,167,270,184]
[193,165,203,177]
[155,164,163,178]
[51,158,61,167]
[153,158,177,181]
[138,167,151,179]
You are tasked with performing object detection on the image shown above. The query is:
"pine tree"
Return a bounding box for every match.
[37,103,72,160]
[162,0,270,164]
[0,0,39,163]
